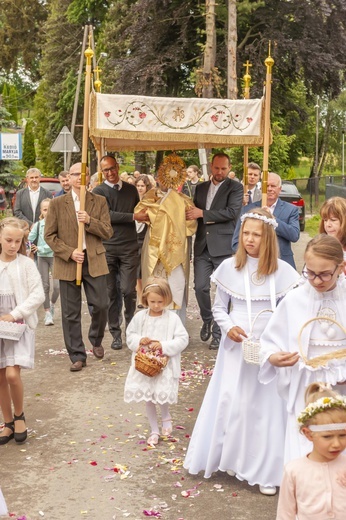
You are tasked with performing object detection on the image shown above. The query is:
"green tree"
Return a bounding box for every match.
[0,0,47,81]
[22,119,36,168]
[8,86,18,126]
[34,0,84,174]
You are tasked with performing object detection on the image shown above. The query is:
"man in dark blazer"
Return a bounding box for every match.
[243,162,262,205]
[232,172,300,268]
[93,155,148,350]
[45,162,113,372]
[186,152,244,349]
[14,168,52,227]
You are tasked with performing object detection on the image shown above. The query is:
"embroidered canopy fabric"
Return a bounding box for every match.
[90,92,265,152]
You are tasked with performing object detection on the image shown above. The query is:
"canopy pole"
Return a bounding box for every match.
[76,26,94,285]
[262,42,274,207]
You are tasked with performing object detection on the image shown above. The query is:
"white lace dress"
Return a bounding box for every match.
[0,260,35,369]
[124,309,189,405]
[184,256,300,487]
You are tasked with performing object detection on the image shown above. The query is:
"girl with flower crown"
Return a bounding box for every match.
[184,208,300,495]
[260,234,346,465]
[277,383,346,519]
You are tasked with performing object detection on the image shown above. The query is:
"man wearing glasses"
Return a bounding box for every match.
[45,162,113,371]
[93,155,148,350]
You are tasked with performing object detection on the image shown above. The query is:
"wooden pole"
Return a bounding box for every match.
[242,61,252,190]
[76,26,94,285]
[262,42,274,207]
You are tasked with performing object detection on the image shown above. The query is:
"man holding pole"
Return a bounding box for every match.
[45,162,113,372]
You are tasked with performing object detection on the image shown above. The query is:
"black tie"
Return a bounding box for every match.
[114,184,119,190]
[248,190,252,204]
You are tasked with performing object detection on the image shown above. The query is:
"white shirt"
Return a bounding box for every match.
[28,186,40,219]
[206,180,225,210]
[104,179,123,190]
[268,199,278,214]
[71,190,86,250]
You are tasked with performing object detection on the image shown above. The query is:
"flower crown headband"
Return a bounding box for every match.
[240,212,278,229]
[297,396,346,430]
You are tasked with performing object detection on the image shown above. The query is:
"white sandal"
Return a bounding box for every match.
[162,417,173,436]
[147,432,160,446]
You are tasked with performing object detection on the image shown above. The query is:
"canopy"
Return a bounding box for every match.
[90,92,265,152]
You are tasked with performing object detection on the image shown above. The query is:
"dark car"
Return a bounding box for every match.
[11,177,60,213]
[279,180,305,232]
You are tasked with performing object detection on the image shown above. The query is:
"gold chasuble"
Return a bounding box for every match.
[135,188,197,309]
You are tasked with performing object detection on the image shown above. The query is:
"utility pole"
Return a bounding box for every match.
[66,25,89,170]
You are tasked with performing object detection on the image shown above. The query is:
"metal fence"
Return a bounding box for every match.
[289,176,346,214]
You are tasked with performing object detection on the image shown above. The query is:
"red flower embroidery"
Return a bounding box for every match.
[211,115,219,122]
[247,117,253,123]
[104,111,111,117]
[139,112,146,119]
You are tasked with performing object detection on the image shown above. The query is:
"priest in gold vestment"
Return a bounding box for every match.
[134,155,197,323]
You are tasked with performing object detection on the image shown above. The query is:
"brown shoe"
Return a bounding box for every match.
[70,360,86,372]
[93,345,104,359]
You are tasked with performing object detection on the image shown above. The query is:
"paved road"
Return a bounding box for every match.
[0,233,310,520]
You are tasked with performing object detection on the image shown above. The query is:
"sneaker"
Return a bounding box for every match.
[50,304,55,319]
[44,312,54,326]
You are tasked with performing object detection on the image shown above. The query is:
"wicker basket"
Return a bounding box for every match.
[298,316,346,368]
[0,321,27,341]
[135,350,168,377]
[242,309,274,365]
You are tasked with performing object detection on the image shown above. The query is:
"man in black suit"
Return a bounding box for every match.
[93,155,148,350]
[14,168,52,227]
[186,153,244,349]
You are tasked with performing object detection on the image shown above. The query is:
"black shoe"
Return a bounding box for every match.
[209,337,220,350]
[200,320,213,342]
[0,421,14,445]
[14,413,27,444]
[111,337,123,350]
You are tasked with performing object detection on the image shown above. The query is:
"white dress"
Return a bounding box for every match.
[124,309,189,405]
[0,487,7,516]
[184,256,300,487]
[0,260,35,369]
[259,278,346,464]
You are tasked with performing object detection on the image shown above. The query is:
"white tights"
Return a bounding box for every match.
[145,402,171,434]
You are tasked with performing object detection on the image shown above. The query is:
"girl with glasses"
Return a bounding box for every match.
[259,234,346,464]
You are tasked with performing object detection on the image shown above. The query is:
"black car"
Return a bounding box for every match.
[279,181,305,232]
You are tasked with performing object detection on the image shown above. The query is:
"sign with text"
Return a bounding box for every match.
[0,133,22,160]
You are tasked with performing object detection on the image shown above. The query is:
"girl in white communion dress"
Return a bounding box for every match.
[184,208,300,495]
[260,234,346,465]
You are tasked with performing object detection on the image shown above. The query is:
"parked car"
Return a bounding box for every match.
[11,177,60,213]
[279,180,305,232]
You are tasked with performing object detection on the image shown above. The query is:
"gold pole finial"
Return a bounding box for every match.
[265,40,274,74]
[85,34,94,63]
[94,66,102,93]
[242,60,252,100]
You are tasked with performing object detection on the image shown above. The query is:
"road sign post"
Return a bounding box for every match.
[50,126,80,170]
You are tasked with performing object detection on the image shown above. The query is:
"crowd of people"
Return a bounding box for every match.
[0,153,346,518]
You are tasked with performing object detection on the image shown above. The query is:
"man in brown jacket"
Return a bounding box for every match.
[45,163,113,372]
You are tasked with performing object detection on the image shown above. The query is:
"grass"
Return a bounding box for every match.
[305,214,321,237]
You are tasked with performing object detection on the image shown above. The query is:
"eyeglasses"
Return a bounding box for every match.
[102,166,117,174]
[302,264,339,282]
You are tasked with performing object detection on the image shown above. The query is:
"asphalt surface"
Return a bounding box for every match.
[0,233,310,520]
